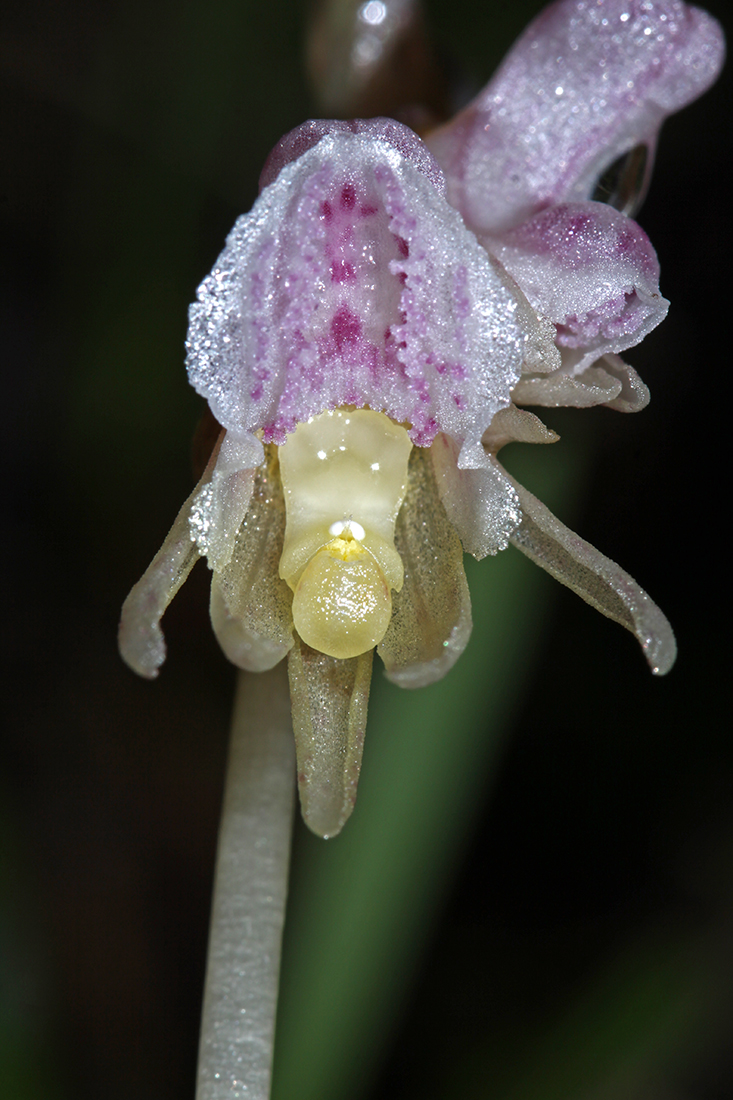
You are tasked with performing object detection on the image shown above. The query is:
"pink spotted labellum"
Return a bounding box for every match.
[119,0,724,838]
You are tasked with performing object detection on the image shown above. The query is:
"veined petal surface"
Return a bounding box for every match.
[509,476,676,674]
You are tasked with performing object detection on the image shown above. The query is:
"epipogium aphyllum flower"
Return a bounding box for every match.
[119,0,724,841]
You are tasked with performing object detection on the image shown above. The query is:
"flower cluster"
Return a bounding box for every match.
[120,0,724,837]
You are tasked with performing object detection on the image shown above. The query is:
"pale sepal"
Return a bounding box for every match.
[485,250,560,376]
[287,640,374,838]
[482,405,559,453]
[210,451,295,672]
[119,433,227,679]
[188,432,257,573]
[601,354,651,413]
[513,362,623,408]
[513,350,650,411]
[508,477,676,675]
[378,447,472,688]
[430,433,521,559]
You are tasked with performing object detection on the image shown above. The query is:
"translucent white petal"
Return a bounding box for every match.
[378,447,472,688]
[481,405,559,453]
[509,475,676,675]
[287,640,373,838]
[189,435,257,573]
[430,433,521,559]
[119,432,258,678]
[209,454,294,672]
[513,362,623,408]
[514,350,651,411]
[119,481,206,680]
[601,353,651,413]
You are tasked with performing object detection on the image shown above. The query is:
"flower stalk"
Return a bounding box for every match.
[195,664,295,1100]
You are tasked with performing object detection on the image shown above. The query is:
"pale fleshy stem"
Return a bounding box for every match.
[195,664,295,1100]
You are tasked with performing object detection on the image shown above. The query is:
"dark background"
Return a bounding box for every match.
[2,1,731,1097]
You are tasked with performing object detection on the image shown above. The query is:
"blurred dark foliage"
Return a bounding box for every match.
[1,1,731,1098]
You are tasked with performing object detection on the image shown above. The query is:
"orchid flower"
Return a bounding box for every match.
[119,0,724,841]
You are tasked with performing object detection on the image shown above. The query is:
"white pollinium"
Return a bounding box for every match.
[278,407,412,659]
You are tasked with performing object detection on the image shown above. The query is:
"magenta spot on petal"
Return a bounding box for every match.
[556,289,644,346]
[340,184,356,210]
[360,204,378,217]
[616,229,636,255]
[565,213,592,237]
[331,304,362,350]
[410,418,439,447]
[263,419,291,445]
[395,236,409,258]
[330,259,356,284]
